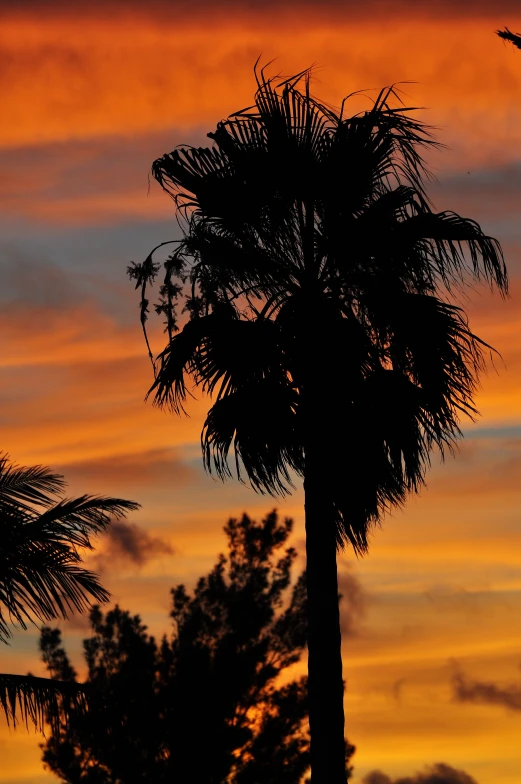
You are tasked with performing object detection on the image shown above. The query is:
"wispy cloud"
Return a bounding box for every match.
[0,132,198,225]
[0,297,207,467]
[96,519,173,569]
[338,570,366,637]
[60,448,196,491]
[452,666,521,712]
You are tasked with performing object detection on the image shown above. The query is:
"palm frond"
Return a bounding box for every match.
[149,312,223,412]
[202,379,303,496]
[33,496,140,546]
[394,210,507,291]
[0,455,65,513]
[0,673,87,734]
[497,27,521,50]
[0,552,110,642]
[0,456,139,641]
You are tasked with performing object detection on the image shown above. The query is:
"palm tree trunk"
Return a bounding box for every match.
[304,436,347,784]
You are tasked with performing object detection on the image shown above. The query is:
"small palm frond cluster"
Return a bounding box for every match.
[129,67,507,552]
[497,27,521,50]
[0,454,139,642]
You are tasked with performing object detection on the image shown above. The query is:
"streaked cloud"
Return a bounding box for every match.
[0,132,193,225]
[431,163,521,226]
[2,13,521,168]
[57,447,195,491]
[419,436,521,499]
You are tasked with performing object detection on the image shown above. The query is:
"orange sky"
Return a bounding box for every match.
[2,4,521,783]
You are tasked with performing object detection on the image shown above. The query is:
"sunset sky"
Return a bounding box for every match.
[3,1,521,782]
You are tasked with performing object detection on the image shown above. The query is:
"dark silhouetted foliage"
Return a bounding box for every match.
[497,27,521,50]
[0,453,138,732]
[130,66,507,782]
[40,510,354,783]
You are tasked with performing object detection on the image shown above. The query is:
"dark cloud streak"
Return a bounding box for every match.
[452,667,521,712]
[3,0,521,19]
[97,520,173,568]
[60,449,196,492]
[362,763,479,784]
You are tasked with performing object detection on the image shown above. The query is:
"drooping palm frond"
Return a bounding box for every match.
[0,673,87,735]
[202,378,302,496]
[0,455,140,641]
[32,495,142,547]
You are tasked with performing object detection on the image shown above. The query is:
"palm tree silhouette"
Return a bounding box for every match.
[129,68,507,783]
[0,454,139,733]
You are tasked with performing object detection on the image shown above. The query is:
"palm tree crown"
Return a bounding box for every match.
[130,68,507,552]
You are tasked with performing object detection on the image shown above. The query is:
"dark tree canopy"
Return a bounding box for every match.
[40,511,355,783]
